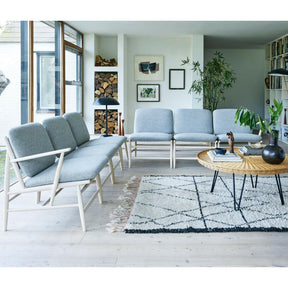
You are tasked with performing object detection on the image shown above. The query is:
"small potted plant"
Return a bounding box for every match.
[235,99,285,164]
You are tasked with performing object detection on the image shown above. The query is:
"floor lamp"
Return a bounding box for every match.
[93,97,120,137]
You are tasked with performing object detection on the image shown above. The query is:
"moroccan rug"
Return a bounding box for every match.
[107,175,288,233]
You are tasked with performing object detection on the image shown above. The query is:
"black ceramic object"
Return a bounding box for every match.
[215,148,226,155]
[262,131,285,164]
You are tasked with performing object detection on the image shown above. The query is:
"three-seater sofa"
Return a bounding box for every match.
[128,108,262,168]
[3,112,126,232]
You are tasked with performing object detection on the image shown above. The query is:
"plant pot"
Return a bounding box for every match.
[262,130,285,164]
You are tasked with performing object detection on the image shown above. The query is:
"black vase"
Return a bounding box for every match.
[262,130,285,164]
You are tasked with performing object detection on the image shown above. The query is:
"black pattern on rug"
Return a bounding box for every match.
[107,175,288,233]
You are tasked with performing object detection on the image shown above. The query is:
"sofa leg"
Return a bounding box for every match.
[128,139,132,168]
[77,185,86,232]
[173,141,176,169]
[96,174,103,204]
[3,190,9,232]
[118,147,124,170]
[109,159,115,184]
[124,141,128,159]
[36,191,41,204]
[170,140,173,169]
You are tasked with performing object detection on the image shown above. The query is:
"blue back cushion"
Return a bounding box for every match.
[9,123,56,177]
[174,109,213,134]
[213,109,251,135]
[42,117,77,153]
[63,112,90,146]
[134,108,173,134]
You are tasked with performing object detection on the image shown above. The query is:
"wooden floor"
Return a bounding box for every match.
[1,146,288,268]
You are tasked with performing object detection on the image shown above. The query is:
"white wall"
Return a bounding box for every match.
[83,34,204,134]
[126,36,202,133]
[205,49,266,117]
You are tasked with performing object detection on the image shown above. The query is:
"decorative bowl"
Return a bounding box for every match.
[215,148,226,155]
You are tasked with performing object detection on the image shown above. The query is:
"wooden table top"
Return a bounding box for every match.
[197,148,288,175]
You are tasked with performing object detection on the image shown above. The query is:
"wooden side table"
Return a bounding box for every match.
[197,148,288,210]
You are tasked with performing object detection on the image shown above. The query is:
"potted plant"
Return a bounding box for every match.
[235,99,285,164]
[181,51,236,111]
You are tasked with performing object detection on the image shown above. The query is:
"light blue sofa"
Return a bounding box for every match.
[129,108,262,168]
[128,108,174,168]
[173,109,217,167]
[213,109,262,143]
[3,112,126,231]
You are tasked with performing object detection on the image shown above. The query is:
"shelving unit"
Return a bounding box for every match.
[265,33,288,143]
[90,34,126,135]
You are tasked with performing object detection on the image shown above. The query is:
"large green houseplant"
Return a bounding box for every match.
[234,98,283,137]
[181,51,236,111]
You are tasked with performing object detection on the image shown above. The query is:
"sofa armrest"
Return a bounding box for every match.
[10,147,72,163]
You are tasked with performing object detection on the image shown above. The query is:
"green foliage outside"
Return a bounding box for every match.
[0,150,16,190]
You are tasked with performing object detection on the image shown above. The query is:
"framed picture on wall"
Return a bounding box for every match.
[169,69,185,90]
[134,55,164,81]
[137,84,160,102]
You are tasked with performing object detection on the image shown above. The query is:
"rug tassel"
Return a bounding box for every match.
[106,176,141,233]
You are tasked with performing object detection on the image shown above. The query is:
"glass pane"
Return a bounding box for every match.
[65,46,83,114]
[64,24,82,48]
[65,85,82,113]
[0,21,22,189]
[33,21,60,121]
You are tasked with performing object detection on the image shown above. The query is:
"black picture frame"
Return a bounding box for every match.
[137,84,160,102]
[169,69,185,90]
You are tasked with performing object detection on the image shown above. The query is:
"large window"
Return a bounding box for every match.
[0,21,83,190]
[63,24,83,114]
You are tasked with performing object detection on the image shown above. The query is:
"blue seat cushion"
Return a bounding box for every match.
[63,112,90,146]
[129,133,173,141]
[216,133,262,143]
[42,117,77,154]
[24,155,109,188]
[174,133,217,142]
[174,109,213,134]
[67,144,119,159]
[134,108,173,134]
[213,109,251,134]
[80,136,127,148]
[9,123,56,177]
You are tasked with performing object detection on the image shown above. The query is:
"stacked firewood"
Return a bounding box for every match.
[95,72,118,100]
[94,110,118,135]
[95,55,118,66]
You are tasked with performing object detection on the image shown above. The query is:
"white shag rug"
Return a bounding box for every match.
[107,175,288,233]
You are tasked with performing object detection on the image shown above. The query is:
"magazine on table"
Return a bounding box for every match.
[239,145,263,155]
[207,150,243,162]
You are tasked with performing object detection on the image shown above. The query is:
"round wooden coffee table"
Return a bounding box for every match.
[197,148,288,210]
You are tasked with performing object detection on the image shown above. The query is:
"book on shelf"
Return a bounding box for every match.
[239,145,263,155]
[207,150,242,162]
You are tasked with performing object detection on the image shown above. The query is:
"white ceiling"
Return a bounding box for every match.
[66,21,288,49]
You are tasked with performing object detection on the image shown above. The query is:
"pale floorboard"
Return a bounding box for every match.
[1,145,288,267]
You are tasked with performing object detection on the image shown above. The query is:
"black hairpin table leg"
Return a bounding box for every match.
[210,170,219,193]
[232,173,247,211]
[250,175,258,188]
[275,174,285,205]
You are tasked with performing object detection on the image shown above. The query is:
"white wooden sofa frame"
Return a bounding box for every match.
[3,136,124,232]
[128,140,174,169]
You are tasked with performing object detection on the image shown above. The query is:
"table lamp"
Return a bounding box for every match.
[93,97,119,137]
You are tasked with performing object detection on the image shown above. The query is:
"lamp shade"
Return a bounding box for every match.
[93,97,119,106]
[269,68,288,76]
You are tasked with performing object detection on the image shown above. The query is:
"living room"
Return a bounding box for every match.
[1,1,288,287]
